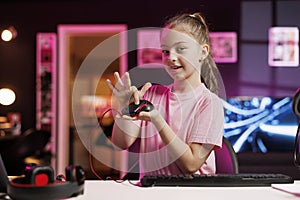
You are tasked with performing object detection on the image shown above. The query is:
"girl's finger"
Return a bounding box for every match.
[137,111,152,121]
[123,72,131,89]
[106,79,121,98]
[139,82,152,97]
[131,86,140,105]
[120,114,138,121]
[114,72,124,89]
[106,79,115,91]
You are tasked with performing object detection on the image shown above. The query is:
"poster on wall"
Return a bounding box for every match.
[209,32,238,63]
[268,27,299,67]
[137,29,163,68]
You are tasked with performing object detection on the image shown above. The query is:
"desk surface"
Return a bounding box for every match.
[71,180,300,200]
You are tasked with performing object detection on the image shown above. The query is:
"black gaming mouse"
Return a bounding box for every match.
[122,100,154,117]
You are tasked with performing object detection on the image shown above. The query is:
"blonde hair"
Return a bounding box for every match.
[163,12,219,95]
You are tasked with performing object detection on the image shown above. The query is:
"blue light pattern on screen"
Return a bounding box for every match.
[222,97,298,153]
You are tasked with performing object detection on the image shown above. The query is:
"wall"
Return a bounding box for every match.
[239,1,300,97]
[0,0,300,177]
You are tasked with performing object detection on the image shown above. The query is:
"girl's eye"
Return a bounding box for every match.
[177,47,186,52]
[162,50,170,56]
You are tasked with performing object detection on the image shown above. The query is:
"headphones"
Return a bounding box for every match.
[7,164,85,200]
[292,88,300,117]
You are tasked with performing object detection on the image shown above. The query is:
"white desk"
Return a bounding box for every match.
[71,180,300,200]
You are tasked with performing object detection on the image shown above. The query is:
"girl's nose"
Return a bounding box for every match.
[169,51,178,63]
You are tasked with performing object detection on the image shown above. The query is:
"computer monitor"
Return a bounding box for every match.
[222,96,298,153]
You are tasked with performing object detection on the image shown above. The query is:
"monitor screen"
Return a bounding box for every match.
[222,96,298,153]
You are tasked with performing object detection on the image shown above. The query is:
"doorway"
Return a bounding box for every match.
[57,24,128,177]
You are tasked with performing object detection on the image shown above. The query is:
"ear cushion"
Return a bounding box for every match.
[65,165,85,183]
[11,165,54,186]
[75,166,86,184]
[26,165,54,185]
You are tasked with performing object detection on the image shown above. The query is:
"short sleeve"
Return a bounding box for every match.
[188,93,224,149]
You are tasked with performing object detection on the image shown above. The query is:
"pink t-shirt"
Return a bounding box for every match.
[135,83,224,177]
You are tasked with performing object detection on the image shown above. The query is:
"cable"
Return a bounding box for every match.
[88,124,104,180]
[88,107,140,183]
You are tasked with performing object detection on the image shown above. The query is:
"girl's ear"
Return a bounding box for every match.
[199,44,209,61]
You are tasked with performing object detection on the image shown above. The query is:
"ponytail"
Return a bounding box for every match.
[201,54,219,96]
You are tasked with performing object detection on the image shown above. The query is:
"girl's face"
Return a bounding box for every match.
[160,28,208,81]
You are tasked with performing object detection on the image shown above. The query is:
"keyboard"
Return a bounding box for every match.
[140,173,294,187]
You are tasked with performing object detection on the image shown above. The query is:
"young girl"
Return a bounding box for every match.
[106,12,224,177]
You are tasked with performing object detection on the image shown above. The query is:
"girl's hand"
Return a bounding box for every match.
[138,110,167,131]
[106,72,152,112]
[135,109,158,121]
